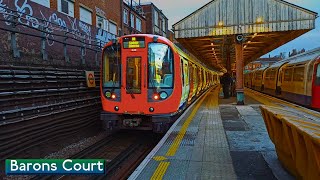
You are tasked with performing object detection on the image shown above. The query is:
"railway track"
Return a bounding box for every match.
[30,131,160,180]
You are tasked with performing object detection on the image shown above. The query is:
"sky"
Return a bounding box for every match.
[140,0,320,58]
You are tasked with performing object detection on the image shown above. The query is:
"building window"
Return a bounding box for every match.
[162,18,166,31]
[80,6,92,25]
[154,10,158,26]
[123,9,128,24]
[97,15,108,31]
[109,21,117,36]
[136,17,142,32]
[31,0,50,8]
[130,14,135,28]
[58,0,74,17]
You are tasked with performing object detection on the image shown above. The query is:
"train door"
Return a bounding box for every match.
[122,53,146,113]
[312,63,320,108]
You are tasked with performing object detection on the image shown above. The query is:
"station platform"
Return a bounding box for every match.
[129,87,294,180]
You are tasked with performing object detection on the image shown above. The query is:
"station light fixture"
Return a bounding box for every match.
[218,21,224,27]
[256,17,263,24]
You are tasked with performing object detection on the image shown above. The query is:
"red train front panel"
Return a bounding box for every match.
[100,35,183,132]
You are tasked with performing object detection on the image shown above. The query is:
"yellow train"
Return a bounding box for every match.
[245,48,320,109]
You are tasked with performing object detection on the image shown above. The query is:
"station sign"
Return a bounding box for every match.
[85,71,96,88]
[123,37,145,49]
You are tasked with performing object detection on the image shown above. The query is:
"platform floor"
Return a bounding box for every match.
[129,88,293,180]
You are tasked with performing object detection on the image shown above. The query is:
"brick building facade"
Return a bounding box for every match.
[141,2,168,38]
[122,0,147,35]
[32,0,122,38]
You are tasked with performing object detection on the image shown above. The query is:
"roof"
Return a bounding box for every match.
[171,0,318,71]
[173,0,318,27]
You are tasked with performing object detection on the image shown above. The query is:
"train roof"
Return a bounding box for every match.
[286,47,320,65]
[267,47,320,68]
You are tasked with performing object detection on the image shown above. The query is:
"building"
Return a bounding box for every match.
[31,0,122,40]
[122,0,147,35]
[245,57,282,71]
[141,2,168,38]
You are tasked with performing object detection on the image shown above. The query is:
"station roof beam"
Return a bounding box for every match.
[172,0,318,72]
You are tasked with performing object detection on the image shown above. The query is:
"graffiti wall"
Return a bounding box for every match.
[0,0,116,69]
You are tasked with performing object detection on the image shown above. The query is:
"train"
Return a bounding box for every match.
[244,47,320,109]
[100,34,219,133]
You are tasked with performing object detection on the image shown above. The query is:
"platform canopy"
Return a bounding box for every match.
[172,0,318,72]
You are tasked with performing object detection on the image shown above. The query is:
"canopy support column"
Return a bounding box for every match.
[235,43,244,105]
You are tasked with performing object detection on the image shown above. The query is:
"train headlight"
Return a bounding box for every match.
[149,107,154,112]
[105,91,111,98]
[153,94,160,100]
[111,94,117,99]
[160,92,168,99]
[114,106,119,111]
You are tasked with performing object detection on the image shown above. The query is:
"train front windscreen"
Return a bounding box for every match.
[148,43,174,89]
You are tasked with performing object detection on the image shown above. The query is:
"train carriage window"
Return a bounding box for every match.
[316,65,320,86]
[256,72,262,80]
[308,66,313,81]
[184,60,189,86]
[270,69,276,80]
[284,68,293,81]
[103,44,121,88]
[293,67,305,82]
[181,59,185,86]
[148,43,174,88]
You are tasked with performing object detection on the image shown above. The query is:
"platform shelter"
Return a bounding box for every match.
[172,0,318,104]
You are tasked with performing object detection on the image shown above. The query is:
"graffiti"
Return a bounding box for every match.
[79,21,91,36]
[40,11,70,46]
[15,0,39,28]
[96,28,108,48]
[0,0,116,61]
[95,7,105,17]
[0,0,13,25]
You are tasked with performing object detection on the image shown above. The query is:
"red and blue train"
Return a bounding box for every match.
[100,34,219,133]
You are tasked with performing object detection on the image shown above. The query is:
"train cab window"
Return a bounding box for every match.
[316,65,320,86]
[293,67,305,82]
[284,68,293,81]
[148,43,174,88]
[103,44,121,88]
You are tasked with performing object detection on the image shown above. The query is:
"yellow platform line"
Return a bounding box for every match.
[245,88,320,119]
[150,162,170,180]
[150,88,218,179]
[165,90,212,157]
